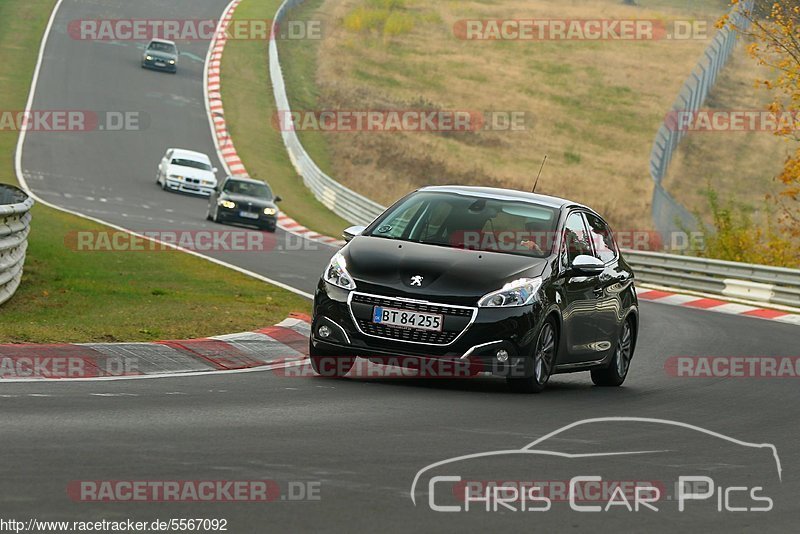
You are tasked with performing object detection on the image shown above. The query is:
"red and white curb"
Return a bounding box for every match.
[204,0,344,248]
[636,286,800,326]
[0,315,311,381]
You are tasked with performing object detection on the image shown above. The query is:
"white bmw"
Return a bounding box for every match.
[156,148,218,196]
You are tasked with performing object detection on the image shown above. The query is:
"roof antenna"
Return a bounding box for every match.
[532,155,548,193]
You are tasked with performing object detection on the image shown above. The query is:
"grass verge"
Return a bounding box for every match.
[220,0,350,238]
[0,0,309,343]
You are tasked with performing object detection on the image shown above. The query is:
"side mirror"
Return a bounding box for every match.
[274,195,282,202]
[571,255,604,275]
[212,167,218,174]
[343,225,366,243]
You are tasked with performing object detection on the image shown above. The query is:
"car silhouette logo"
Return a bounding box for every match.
[410,275,424,286]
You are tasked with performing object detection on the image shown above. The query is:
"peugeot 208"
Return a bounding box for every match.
[310,186,638,393]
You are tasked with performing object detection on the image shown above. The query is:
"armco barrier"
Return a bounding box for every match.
[267,0,799,310]
[625,250,800,309]
[269,0,386,226]
[0,184,33,306]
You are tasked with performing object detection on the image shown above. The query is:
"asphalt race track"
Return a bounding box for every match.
[7,0,800,532]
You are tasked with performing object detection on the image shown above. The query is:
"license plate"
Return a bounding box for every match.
[373,306,443,332]
[239,211,259,219]
[155,61,166,67]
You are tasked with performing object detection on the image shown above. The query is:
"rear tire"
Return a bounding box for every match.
[591,316,635,387]
[309,340,354,378]
[507,317,557,394]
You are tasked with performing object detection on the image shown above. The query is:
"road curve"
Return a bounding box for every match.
[6,0,799,532]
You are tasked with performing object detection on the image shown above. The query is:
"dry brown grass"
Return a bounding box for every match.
[297,0,776,230]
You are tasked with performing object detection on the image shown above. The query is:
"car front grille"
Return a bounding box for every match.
[349,292,476,346]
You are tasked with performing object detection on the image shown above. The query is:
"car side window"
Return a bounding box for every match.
[561,212,592,268]
[585,213,617,263]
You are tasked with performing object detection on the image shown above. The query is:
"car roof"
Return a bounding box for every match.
[149,38,177,46]
[168,149,211,162]
[418,185,586,210]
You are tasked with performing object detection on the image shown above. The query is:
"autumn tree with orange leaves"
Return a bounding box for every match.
[726,0,800,245]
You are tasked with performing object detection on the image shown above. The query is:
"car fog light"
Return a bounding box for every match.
[318,325,331,339]
[496,349,509,363]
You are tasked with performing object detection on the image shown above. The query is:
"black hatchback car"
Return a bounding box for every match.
[310,186,638,393]
[206,176,281,231]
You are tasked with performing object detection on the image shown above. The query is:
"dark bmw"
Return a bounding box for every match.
[207,176,281,232]
[141,38,179,73]
[310,186,638,393]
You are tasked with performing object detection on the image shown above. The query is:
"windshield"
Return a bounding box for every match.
[171,158,212,171]
[365,191,560,257]
[223,180,273,199]
[148,42,177,54]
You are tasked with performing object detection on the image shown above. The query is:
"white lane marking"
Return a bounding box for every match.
[90,393,139,397]
[14,0,313,303]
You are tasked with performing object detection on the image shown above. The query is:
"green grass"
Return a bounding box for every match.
[0,0,309,343]
[220,0,350,238]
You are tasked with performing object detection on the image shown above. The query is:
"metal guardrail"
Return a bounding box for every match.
[648,0,753,236]
[268,0,800,310]
[625,250,800,308]
[0,184,33,307]
[270,0,386,227]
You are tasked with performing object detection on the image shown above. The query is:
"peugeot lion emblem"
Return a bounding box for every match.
[410,275,424,287]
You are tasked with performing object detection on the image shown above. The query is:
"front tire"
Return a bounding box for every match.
[507,317,557,394]
[591,316,635,387]
[309,341,355,378]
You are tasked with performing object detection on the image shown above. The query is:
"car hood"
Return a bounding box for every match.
[343,236,549,302]
[220,193,277,209]
[166,165,215,182]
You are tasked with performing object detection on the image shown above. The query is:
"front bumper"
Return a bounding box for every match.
[165,178,214,196]
[142,58,177,72]
[311,281,546,376]
[217,205,277,228]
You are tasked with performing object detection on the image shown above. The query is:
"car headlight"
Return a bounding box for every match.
[478,277,542,308]
[168,174,183,181]
[323,252,356,290]
[202,180,215,186]
[169,60,176,65]
[146,55,153,61]
[263,207,277,216]
[219,200,236,209]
